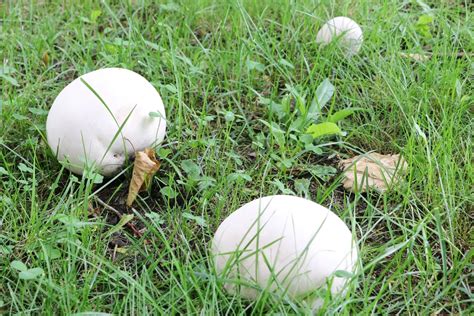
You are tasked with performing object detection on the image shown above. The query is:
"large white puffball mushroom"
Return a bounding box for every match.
[46,68,166,176]
[212,195,357,308]
[316,17,363,56]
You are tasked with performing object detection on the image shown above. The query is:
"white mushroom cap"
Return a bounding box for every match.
[46,68,166,176]
[212,195,358,308]
[316,17,363,56]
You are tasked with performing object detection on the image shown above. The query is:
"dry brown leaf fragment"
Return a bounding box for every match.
[126,148,160,206]
[339,152,407,193]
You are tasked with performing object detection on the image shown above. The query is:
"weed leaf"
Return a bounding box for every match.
[309,79,335,117]
[306,122,342,138]
[328,108,364,123]
[19,267,44,280]
[10,260,27,272]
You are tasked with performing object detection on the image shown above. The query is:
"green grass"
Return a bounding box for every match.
[1,0,472,314]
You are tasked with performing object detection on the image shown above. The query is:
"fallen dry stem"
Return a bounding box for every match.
[94,196,144,238]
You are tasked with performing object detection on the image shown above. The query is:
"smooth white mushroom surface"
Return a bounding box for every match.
[212,195,358,308]
[316,17,363,56]
[46,68,166,176]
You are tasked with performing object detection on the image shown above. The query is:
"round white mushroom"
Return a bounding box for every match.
[316,17,363,56]
[211,195,358,308]
[46,68,166,176]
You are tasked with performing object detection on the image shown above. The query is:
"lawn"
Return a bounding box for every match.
[0,0,472,314]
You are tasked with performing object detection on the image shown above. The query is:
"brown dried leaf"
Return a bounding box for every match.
[340,152,407,193]
[127,148,160,206]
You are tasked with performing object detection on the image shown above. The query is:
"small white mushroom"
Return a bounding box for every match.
[211,195,358,308]
[316,17,363,56]
[46,68,166,176]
